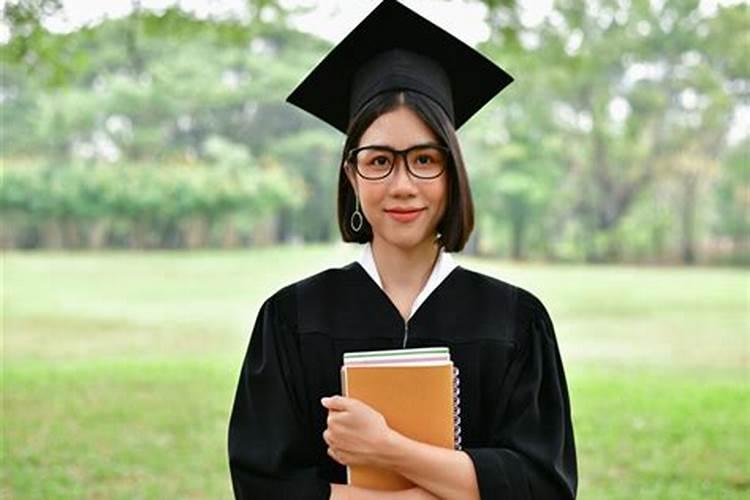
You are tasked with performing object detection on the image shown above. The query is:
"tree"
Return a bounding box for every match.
[475,0,744,262]
[713,138,750,263]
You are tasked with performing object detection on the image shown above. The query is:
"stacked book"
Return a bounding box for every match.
[341,347,461,490]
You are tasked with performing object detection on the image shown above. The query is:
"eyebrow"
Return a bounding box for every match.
[357,142,443,150]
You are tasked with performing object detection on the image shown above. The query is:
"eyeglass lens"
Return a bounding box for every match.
[352,146,447,179]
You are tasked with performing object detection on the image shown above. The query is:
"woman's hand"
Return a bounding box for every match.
[321,395,395,468]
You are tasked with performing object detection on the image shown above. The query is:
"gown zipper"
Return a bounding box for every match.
[402,321,409,348]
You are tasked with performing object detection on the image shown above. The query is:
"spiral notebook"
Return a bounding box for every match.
[340,347,462,491]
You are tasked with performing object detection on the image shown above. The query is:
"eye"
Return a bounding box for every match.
[415,154,433,165]
[370,155,391,167]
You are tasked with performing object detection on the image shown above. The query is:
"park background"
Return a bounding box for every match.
[2,0,748,498]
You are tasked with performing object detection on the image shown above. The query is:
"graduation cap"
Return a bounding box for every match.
[286,0,514,133]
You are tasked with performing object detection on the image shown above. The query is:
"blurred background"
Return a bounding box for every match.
[2,0,748,498]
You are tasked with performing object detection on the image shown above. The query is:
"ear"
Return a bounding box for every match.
[343,162,358,196]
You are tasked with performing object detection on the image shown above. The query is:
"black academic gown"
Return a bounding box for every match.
[227,263,577,500]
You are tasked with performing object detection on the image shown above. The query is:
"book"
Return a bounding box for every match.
[340,347,461,491]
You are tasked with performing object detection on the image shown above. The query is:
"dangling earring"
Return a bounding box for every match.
[350,193,363,232]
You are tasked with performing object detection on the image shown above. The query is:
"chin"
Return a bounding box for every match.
[378,228,437,251]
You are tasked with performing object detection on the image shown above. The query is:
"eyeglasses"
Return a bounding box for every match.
[347,144,450,180]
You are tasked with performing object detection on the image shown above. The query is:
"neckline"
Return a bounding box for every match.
[357,242,458,317]
[352,260,461,326]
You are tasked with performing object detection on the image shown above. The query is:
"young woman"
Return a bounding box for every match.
[228,2,577,499]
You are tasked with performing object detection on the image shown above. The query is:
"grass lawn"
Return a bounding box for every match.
[3,245,748,499]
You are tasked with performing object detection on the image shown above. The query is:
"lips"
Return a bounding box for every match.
[384,207,425,223]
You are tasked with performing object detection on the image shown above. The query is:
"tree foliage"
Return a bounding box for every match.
[0,0,745,262]
[470,0,746,262]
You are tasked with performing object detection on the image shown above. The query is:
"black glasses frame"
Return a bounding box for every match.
[346,144,451,180]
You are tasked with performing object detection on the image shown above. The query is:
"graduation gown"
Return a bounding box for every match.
[227,262,578,499]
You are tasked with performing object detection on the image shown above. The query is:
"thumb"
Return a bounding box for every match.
[321,395,349,411]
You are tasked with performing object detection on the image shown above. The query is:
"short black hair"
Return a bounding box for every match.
[337,90,475,252]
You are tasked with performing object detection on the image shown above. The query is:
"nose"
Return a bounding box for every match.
[388,154,417,195]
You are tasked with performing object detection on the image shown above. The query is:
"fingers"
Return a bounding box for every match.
[327,446,350,465]
[323,426,351,453]
[323,427,344,448]
[322,427,350,450]
[320,395,351,411]
[326,411,338,430]
[327,446,340,463]
[323,417,339,449]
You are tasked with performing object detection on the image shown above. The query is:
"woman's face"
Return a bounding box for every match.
[346,106,448,252]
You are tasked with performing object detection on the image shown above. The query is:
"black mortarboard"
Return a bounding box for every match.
[286,0,514,133]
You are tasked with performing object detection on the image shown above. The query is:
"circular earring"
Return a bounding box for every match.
[350,193,363,232]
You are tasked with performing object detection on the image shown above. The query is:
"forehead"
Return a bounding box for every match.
[358,106,439,148]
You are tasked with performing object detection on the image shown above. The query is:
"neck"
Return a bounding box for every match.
[370,237,440,295]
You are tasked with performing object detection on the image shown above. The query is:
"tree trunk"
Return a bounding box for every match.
[604,233,623,262]
[0,213,21,249]
[63,218,83,248]
[182,216,209,249]
[464,227,479,256]
[275,208,292,244]
[510,218,526,261]
[222,219,240,248]
[42,220,64,249]
[131,219,149,249]
[86,219,111,249]
[680,175,698,265]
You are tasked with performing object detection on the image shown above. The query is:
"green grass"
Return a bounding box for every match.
[3,245,749,498]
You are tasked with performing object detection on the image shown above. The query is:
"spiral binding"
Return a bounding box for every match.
[453,365,462,450]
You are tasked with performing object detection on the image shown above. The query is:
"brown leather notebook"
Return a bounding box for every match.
[340,348,456,491]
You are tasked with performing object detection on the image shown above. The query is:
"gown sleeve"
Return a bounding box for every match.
[463,290,578,499]
[227,292,331,500]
